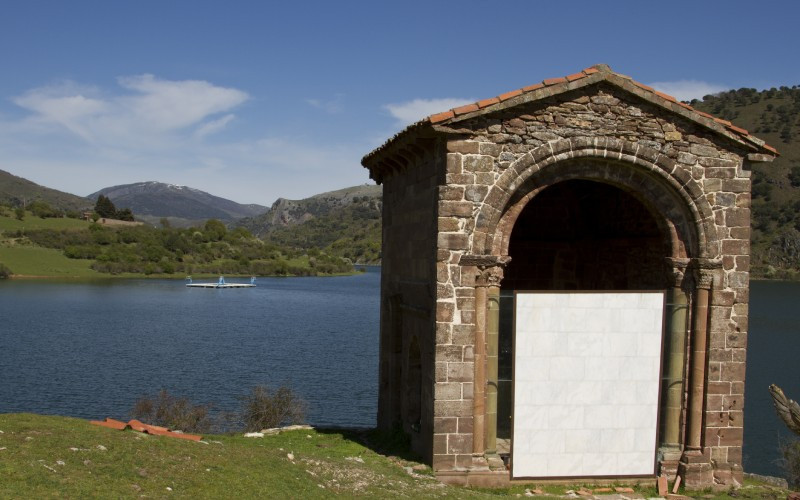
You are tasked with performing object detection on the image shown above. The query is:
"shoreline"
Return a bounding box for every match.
[6,270,366,281]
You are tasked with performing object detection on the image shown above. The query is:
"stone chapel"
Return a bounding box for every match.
[361,64,776,488]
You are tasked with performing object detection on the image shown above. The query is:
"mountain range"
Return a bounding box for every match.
[3,83,800,274]
[88,182,267,227]
[0,169,90,212]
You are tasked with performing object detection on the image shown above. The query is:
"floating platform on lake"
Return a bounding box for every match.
[185,276,256,288]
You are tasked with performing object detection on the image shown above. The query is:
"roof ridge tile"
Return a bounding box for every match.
[388,64,777,164]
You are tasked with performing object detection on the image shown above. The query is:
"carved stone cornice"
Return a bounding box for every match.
[459,254,511,269]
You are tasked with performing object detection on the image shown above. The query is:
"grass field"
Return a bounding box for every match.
[0,212,99,278]
[0,245,99,278]
[0,212,91,232]
[0,414,791,498]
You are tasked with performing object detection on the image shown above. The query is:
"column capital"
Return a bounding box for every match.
[461,254,510,288]
[691,258,721,290]
[665,257,690,288]
[476,266,505,287]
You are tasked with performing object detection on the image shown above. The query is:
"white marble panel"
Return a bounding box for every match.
[513,292,663,478]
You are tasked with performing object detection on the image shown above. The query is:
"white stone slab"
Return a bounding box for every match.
[512,292,664,478]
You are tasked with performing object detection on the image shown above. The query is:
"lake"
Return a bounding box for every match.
[0,272,795,477]
[0,270,380,428]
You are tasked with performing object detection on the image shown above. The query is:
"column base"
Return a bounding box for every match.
[658,447,683,481]
[679,450,713,489]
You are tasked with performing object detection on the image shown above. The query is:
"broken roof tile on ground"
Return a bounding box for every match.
[90,418,202,441]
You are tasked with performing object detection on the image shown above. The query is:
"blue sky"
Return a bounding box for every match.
[1,0,798,206]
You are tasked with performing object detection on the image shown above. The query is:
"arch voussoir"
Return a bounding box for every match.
[476,139,718,260]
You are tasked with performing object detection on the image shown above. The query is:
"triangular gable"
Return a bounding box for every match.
[363,64,777,174]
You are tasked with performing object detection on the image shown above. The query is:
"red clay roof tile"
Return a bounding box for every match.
[477,97,500,108]
[497,88,523,101]
[453,103,479,115]
[729,124,749,135]
[374,64,775,159]
[633,81,655,92]
[653,91,677,103]
[543,77,567,86]
[429,110,455,123]
[91,418,203,441]
[90,419,127,430]
[521,82,544,92]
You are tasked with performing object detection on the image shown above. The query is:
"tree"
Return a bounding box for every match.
[789,166,800,188]
[116,208,135,221]
[203,219,227,241]
[29,200,55,218]
[94,195,117,218]
[14,207,24,220]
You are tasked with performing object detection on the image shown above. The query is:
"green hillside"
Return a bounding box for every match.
[264,201,381,264]
[0,207,353,279]
[0,169,90,212]
[238,184,382,264]
[690,86,800,278]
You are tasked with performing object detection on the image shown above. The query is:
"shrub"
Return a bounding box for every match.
[239,385,307,432]
[780,439,800,489]
[131,389,212,433]
[0,263,11,278]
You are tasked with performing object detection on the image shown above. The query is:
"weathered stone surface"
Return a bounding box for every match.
[372,78,758,486]
[447,141,480,154]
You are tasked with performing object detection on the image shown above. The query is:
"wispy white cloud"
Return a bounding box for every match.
[648,80,729,102]
[194,114,236,139]
[383,97,474,126]
[306,93,344,114]
[0,76,369,205]
[11,74,248,145]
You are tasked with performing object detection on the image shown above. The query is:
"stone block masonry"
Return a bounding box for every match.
[363,64,775,488]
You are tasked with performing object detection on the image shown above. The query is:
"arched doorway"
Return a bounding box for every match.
[496,178,680,478]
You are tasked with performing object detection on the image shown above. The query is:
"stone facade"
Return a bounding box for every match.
[362,65,776,489]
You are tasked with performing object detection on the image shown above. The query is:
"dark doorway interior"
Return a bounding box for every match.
[497,179,671,444]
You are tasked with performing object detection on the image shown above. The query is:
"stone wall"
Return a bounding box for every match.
[431,83,752,484]
[378,148,441,460]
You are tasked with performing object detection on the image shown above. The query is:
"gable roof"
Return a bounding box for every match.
[362,64,777,172]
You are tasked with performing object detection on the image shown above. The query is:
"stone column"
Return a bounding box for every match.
[473,265,504,455]
[485,275,502,454]
[679,266,715,488]
[460,254,510,458]
[473,282,487,455]
[659,259,689,477]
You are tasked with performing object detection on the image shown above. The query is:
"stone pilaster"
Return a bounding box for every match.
[660,258,690,478]
[472,262,506,457]
[679,264,716,488]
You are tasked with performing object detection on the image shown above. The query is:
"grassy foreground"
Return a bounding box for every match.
[0,414,793,499]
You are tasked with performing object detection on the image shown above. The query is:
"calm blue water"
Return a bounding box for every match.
[0,269,380,428]
[745,280,799,476]
[0,273,795,477]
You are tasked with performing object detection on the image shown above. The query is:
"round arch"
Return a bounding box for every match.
[472,138,719,262]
